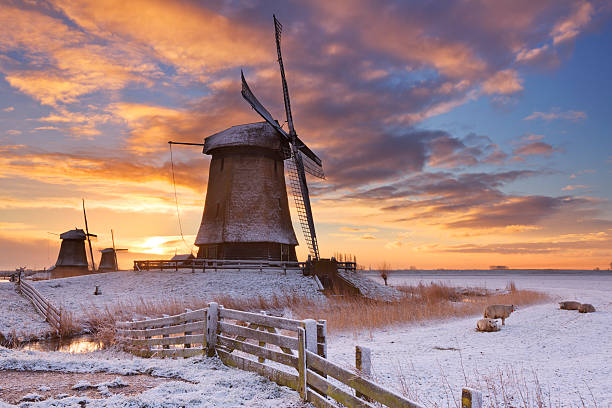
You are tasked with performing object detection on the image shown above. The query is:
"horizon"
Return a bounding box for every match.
[1,1,612,270]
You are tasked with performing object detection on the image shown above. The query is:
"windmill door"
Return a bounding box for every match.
[280,244,289,261]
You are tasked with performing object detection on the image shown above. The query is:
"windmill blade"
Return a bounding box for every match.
[294,136,322,166]
[286,148,319,259]
[273,14,296,137]
[241,71,323,166]
[241,71,290,142]
[300,151,325,179]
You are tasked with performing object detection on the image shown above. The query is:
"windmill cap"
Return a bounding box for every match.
[204,122,286,154]
[59,229,86,240]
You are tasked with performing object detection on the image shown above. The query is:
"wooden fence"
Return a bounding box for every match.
[118,303,423,408]
[17,277,62,334]
[133,259,301,273]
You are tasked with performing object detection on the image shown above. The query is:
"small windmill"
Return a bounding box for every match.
[98,229,127,271]
[240,15,325,259]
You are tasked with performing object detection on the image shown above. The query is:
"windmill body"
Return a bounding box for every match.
[98,247,127,271]
[195,122,299,261]
[49,229,90,276]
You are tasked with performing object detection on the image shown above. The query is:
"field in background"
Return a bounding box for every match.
[84,281,549,343]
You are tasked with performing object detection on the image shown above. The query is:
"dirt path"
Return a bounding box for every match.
[0,370,180,405]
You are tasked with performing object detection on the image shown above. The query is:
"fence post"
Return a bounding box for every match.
[356,345,372,401]
[317,320,327,359]
[162,314,170,350]
[206,302,219,357]
[297,327,307,401]
[184,309,192,350]
[461,388,482,408]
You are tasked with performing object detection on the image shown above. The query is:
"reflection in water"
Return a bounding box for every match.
[20,335,103,353]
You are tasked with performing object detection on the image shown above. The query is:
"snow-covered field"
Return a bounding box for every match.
[0,282,53,341]
[1,269,611,407]
[31,268,324,318]
[328,270,612,407]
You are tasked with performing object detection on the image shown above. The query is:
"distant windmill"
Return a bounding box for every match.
[98,230,127,271]
[169,15,325,261]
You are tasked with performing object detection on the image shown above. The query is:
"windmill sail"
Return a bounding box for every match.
[286,153,320,259]
[241,73,323,167]
[239,15,323,259]
[273,14,320,259]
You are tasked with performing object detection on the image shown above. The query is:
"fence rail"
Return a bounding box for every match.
[133,259,301,273]
[118,303,422,408]
[17,278,62,334]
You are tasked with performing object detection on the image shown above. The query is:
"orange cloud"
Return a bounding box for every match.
[52,0,272,75]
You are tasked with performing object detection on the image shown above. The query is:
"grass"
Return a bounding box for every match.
[83,281,549,344]
[394,362,600,408]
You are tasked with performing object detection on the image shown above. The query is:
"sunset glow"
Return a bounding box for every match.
[1,0,611,270]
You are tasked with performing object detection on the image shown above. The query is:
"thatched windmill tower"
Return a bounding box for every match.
[50,229,92,273]
[194,122,300,261]
[173,16,325,262]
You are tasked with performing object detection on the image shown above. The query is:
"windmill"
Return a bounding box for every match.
[169,15,325,262]
[240,15,325,259]
[98,230,128,271]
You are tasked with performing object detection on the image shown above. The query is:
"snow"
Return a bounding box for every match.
[2,269,611,406]
[326,270,612,407]
[30,269,324,319]
[0,347,305,407]
[338,270,402,300]
[0,282,53,341]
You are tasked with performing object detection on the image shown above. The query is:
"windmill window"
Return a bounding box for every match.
[274,160,278,176]
[215,202,220,218]
[278,198,282,209]
[220,158,225,172]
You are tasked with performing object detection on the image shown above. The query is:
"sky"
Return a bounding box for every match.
[1,0,611,270]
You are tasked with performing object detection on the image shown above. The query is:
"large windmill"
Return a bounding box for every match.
[240,15,324,259]
[171,15,325,262]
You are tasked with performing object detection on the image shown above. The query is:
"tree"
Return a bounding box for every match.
[379,262,391,286]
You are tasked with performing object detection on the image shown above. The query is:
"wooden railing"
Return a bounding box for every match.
[116,308,208,358]
[117,303,423,408]
[133,259,301,273]
[17,278,62,334]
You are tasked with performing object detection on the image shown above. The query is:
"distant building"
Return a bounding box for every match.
[490,265,509,270]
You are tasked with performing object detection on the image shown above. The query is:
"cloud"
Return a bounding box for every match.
[551,2,594,45]
[562,184,589,191]
[481,70,523,95]
[340,226,379,233]
[360,234,377,240]
[524,108,587,121]
[513,142,559,156]
[441,231,612,255]
[2,106,14,112]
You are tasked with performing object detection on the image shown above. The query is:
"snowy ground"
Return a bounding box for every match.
[0,282,53,342]
[2,270,611,407]
[327,270,612,407]
[31,268,323,319]
[0,347,304,407]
